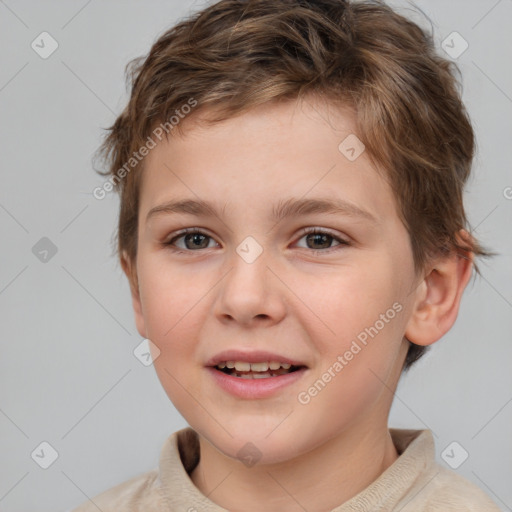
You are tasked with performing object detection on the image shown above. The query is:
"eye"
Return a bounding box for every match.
[163,227,350,254]
[165,229,218,252]
[295,228,350,253]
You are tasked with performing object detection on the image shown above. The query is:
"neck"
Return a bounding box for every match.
[190,422,399,512]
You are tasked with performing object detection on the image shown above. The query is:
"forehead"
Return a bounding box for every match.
[139,98,398,224]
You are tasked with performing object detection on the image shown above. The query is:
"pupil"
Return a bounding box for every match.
[186,233,208,249]
[308,233,330,249]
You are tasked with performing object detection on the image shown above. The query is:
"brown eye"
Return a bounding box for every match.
[305,232,333,250]
[166,229,217,251]
[296,228,350,253]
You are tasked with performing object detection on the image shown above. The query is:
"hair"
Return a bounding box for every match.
[94,0,496,372]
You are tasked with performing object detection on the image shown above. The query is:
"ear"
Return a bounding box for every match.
[121,251,147,338]
[404,229,474,346]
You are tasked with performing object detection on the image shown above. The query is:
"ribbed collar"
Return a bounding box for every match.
[158,427,435,511]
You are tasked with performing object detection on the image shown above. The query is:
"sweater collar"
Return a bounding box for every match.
[158,427,435,511]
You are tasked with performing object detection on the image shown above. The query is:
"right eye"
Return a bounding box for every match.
[164,228,219,252]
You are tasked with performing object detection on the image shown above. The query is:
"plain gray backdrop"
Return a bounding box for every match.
[0,1,511,511]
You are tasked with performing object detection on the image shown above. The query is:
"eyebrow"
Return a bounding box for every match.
[146,197,378,224]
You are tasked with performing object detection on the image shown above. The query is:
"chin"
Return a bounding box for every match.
[217,435,302,466]
[195,417,321,467]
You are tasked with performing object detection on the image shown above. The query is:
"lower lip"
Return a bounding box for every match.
[206,367,308,399]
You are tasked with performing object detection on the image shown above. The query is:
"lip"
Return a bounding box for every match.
[206,366,308,399]
[205,350,307,367]
[205,349,309,399]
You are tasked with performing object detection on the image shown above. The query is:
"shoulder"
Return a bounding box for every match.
[387,429,501,512]
[407,465,502,511]
[69,469,168,512]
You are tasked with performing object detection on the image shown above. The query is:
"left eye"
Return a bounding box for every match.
[295,229,349,251]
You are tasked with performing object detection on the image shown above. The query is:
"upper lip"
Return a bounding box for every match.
[205,350,308,367]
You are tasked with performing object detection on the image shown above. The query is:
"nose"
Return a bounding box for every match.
[214,243,287,327]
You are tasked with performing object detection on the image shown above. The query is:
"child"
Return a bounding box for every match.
[76,0,501,510]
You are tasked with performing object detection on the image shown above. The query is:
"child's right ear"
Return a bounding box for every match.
[120,251,147,338]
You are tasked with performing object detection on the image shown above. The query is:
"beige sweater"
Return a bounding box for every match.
[71,427,501,511]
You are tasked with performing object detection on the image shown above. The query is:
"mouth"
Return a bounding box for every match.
[213,360,306,379]
[205,350,309,398]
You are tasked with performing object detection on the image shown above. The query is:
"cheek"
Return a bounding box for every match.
[139,254,192,324]
[141,275,203,411]
[301,261,407,393]
[300,261,399,339]
[134,253,210,412]
[296,286,405,434]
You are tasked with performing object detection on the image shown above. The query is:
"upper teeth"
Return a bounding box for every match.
[218,361,292,372]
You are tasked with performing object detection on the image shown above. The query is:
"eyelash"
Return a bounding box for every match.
[163,227,350,255]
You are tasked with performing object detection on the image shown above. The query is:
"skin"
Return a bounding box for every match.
[122,96,473,512]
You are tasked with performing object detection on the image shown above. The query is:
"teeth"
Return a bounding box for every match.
[234,361,251,372]
[250,362,269,372]
[216,360,297,373]
[234,372,278,379]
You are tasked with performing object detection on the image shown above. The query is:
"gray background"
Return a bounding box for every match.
[0,1,510,511]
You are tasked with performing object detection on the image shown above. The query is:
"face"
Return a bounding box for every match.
[128,97,421,465]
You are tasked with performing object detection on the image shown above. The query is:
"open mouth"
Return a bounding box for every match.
[214,361,305,379]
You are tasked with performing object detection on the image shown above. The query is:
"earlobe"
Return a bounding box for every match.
[404,230,474,347]
[120,251,147,338]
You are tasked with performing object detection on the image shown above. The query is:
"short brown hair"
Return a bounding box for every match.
[94,0,495,371]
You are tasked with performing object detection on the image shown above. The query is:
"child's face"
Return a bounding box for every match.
[129,98,422,464]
